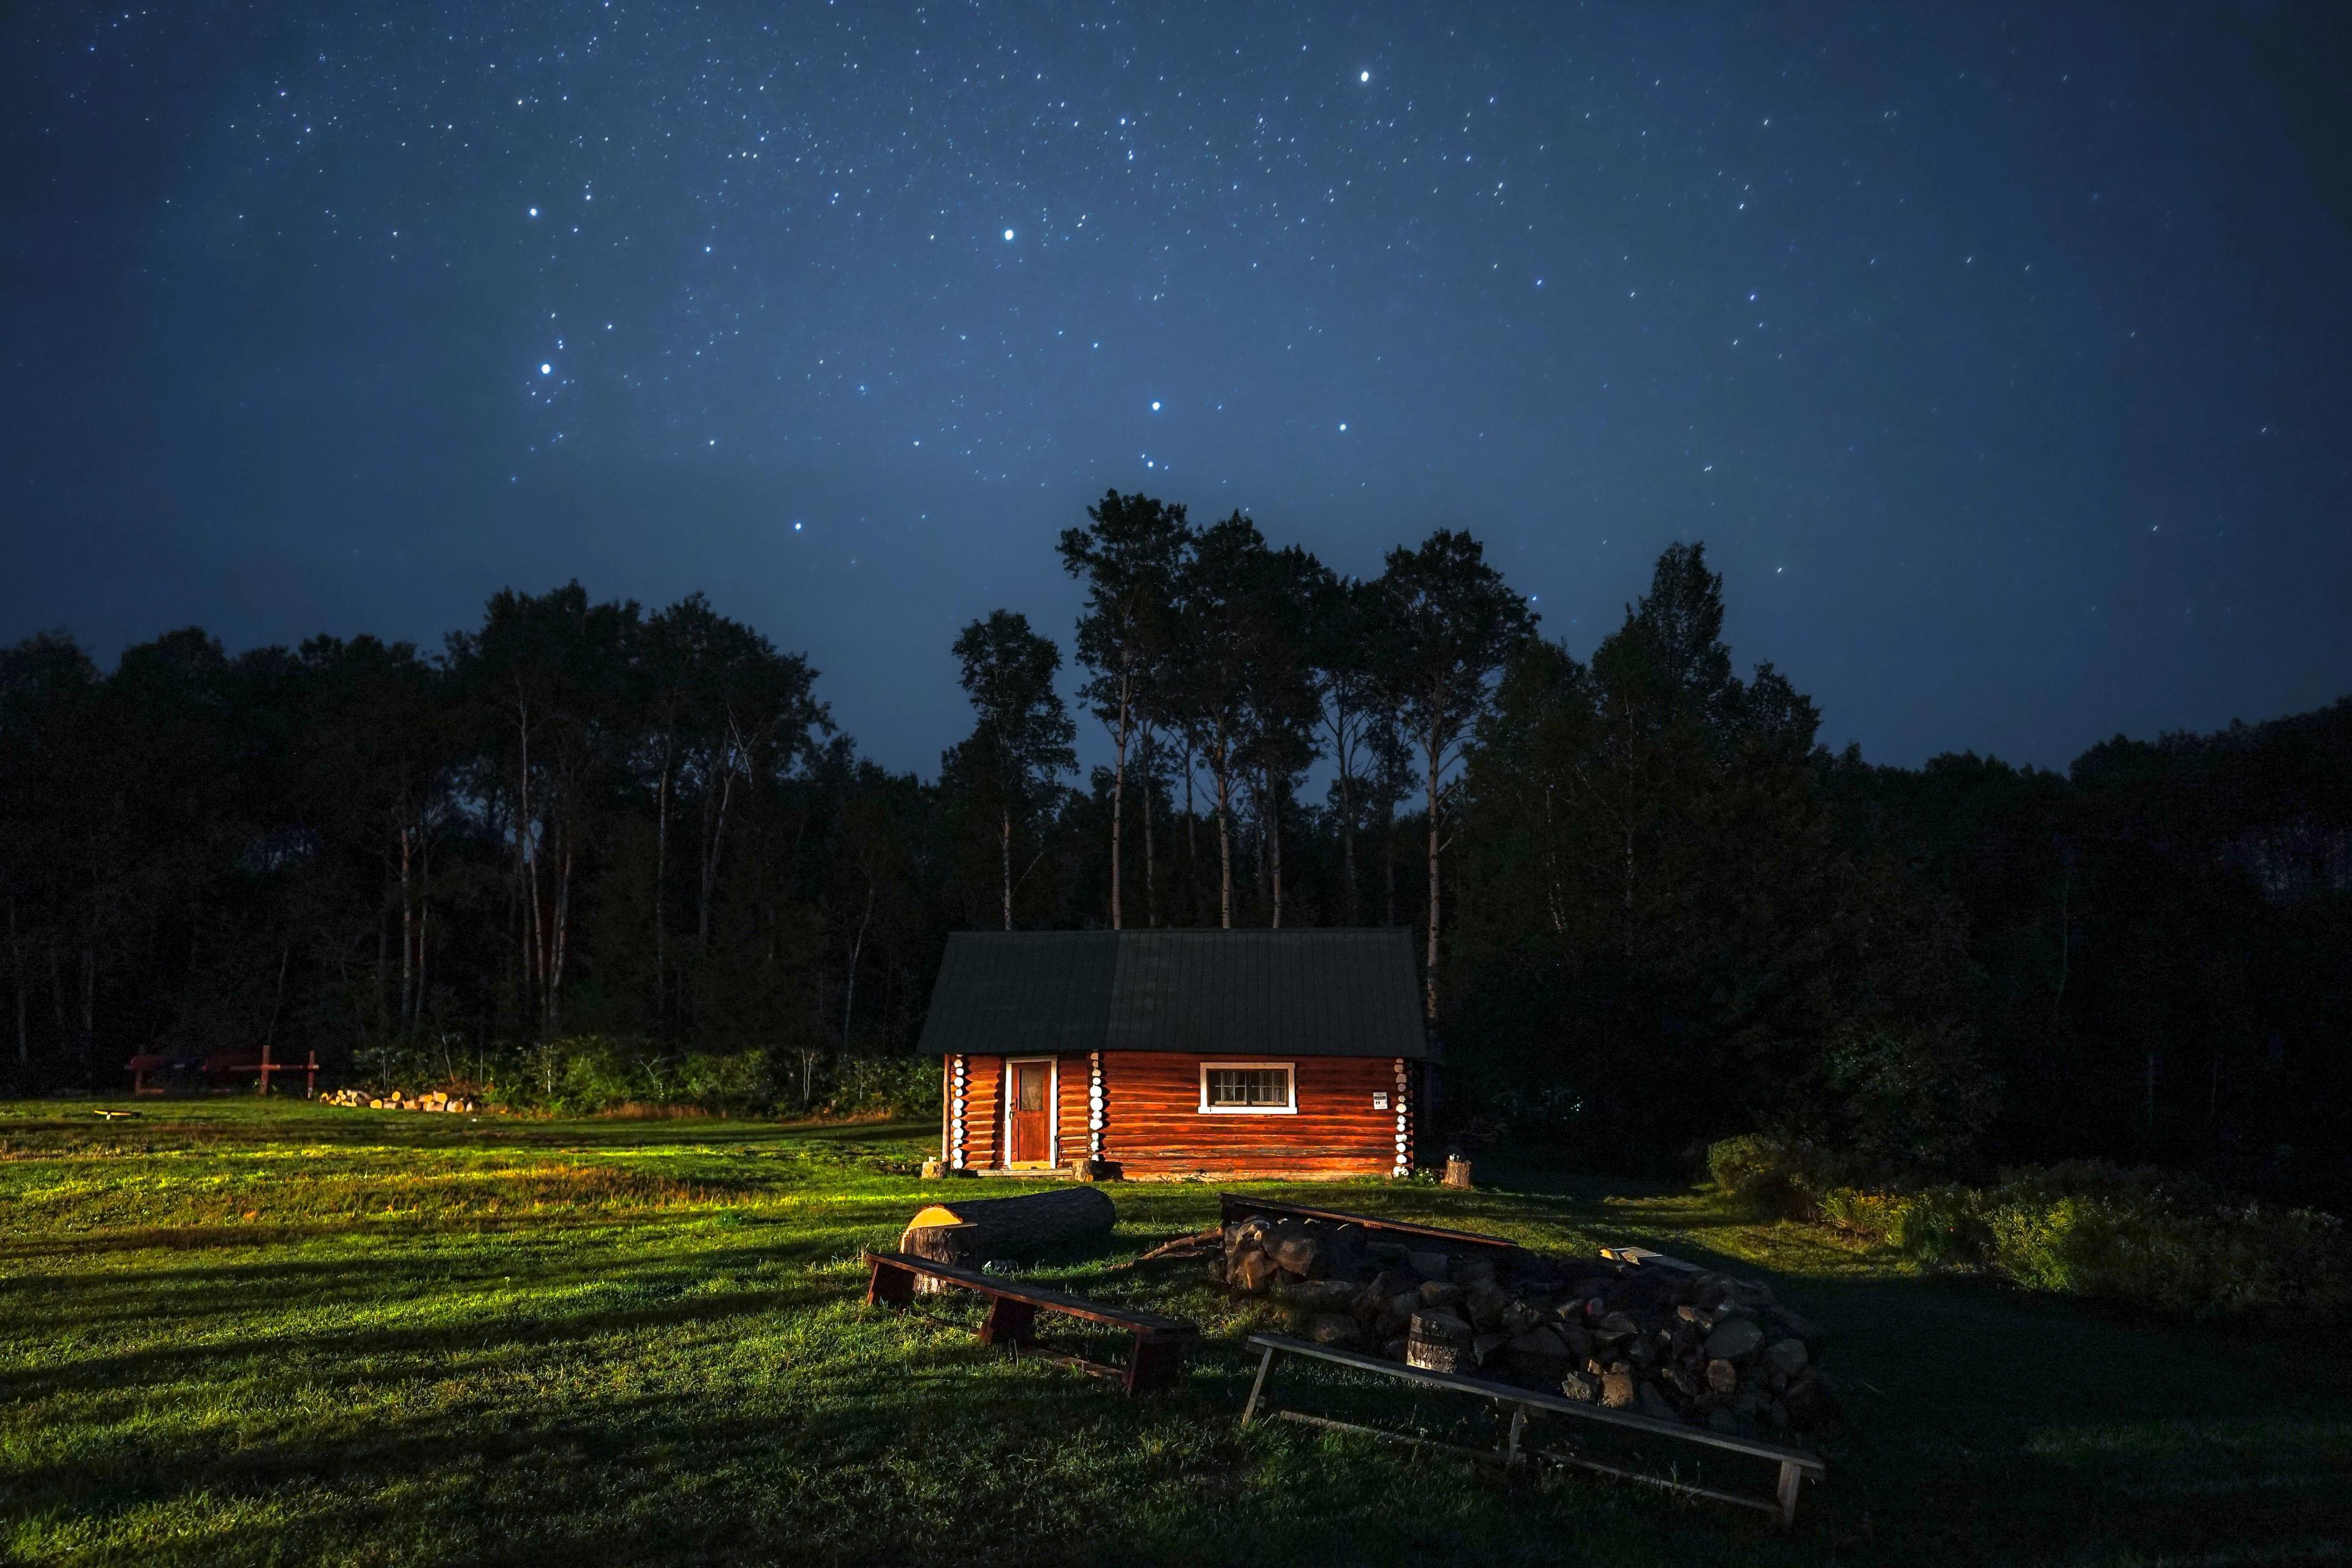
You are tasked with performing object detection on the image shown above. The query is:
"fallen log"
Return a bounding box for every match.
[899,1186,1116,1261]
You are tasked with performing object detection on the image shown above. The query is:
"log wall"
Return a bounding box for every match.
[959,1053,1002,1171]
[1097,1052,1405,1178]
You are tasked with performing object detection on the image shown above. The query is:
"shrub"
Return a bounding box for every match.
[1705,1134,1825,1219]
[821,1054,940,1118]
[1797,1158,2351,1321]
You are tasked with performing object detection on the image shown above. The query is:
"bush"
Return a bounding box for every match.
[1793,1158,2351,1321]
[1705,1134,1826,1219]
[820,1055,940,1119]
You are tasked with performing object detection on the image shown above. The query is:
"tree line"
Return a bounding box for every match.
[1,491,2344,1199]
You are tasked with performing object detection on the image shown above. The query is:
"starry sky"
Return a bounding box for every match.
[6,1,2349,773]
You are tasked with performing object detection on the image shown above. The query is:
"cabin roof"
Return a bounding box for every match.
[916,929,1434,1061]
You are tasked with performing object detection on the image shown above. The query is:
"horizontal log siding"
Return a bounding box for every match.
[1057,1055,1088,1166]
[963,1055,1003,1171]
[1099,1053,1398,1178]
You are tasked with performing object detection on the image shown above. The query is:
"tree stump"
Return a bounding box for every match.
[1442,1155,1474,1189]
[899,1222,981,1296]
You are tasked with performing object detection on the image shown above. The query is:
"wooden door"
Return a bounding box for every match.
[1009,1061,1052,1166]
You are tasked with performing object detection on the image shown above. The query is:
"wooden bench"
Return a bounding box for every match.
[1217,1194,1523,1259]
[1240,1333,1827,1527]
[862,1250,1197,1395]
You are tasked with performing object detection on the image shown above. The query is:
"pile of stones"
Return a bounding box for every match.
[322,1087,480,1114]
[1216,1212,1841,1441]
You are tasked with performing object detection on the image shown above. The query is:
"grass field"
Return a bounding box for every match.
[2,1100,2345,1567]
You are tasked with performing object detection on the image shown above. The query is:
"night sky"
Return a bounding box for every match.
[6,2,2348,774]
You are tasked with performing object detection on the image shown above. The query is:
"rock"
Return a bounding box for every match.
[1472,1331,1509,1366]
[1452,1256,1498,1288]
[1594,1310,1640,1343]
[1559,1370,1598,1401]
[1726,1277,1777,1309]
[1464,1284,1510,1332]
[1660,1364,1698,1397]
[1764,1337,1809,1377]
[1561,1323,1594,1361]
[1272,1235,1330,1280]
[1308,1313,1363,1348]
[1407,1250,1453,1281]
[1506,1325,1570,1378]
[1637,1381,1679,1421]
[1368,1267,1419,1303]
[1769,1306,1829,1349]
[1600,1369,1637,1409]
[1417,1280,1463,1310]
[1705,1358,1740,1396]
[1703,1316,1766,1361]
[1289,1278,1360,1311]
[1232,1250,1278,1293]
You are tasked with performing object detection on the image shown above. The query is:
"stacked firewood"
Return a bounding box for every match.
[321,1087,480,1114]
[1215,1214,1841,1439]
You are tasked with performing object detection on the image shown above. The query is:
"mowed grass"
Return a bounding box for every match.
[2,1102,2346,1567]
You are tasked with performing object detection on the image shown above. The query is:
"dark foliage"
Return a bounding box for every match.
[2,521,2344,1204]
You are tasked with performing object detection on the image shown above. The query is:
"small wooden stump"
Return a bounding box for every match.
[1442,1155,1474,1189]
[900,1222,981,1297]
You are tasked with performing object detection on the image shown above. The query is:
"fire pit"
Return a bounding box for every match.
[1214,1200,1841,1442]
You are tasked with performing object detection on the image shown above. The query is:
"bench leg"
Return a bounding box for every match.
[867,1258,916,1310]
[1501,1406,1528,1467]
[1776,1460,1804,1527]
[1240,1342,1279,1426]
[1125,1336,1185,1395]
[979,1296,1036,1347]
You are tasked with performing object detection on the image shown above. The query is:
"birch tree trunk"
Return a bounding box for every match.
[1141,734,1159,927]
[654,743,671,1033]
[1268,775,1284,929]
[842,878,874,1049]
[7,895,24,1071]
[1215,763,1234,929]
[1000,808,1013,931]
[1109,668,1130,930]
[1425,730,1442,1019]
[398,825,415,1039]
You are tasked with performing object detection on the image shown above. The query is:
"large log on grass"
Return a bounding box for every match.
[898,1186,1115,1262]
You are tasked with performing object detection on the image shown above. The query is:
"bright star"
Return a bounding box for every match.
[1338,423,1348,432]
[793,521,804,532]
[1003,228,1015,241]
[1360,70,1371,83]
[1150,401,1161,411]
[539,363,551,375]
[527,206,538,217]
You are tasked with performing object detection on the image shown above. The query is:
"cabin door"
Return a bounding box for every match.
[1008,1060,1053,1166]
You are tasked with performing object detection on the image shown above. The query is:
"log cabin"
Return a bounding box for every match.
[916,929,1434,1180]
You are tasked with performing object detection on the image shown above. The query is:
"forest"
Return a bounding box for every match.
[2,492,2346,1205]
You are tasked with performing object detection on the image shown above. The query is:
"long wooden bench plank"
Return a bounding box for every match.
[862,1252,1196,1336]
[1217,1196,1521,1256]
[1243,1333,1823,1472]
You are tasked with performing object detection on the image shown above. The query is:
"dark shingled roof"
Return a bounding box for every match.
[916,929,1433,1060]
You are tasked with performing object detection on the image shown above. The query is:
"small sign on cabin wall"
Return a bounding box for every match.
[1371,1091,1390,1110]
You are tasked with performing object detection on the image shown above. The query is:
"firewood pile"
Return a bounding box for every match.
[321,1087,480,1114]
[1215,1213,1842,1440]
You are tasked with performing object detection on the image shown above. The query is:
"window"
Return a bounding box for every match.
[1199,1063,1295,1114]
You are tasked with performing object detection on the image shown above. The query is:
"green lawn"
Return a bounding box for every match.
[2,1101,2344,1567]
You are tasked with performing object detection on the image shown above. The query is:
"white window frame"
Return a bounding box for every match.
[1197,1061,1297,1115]
[1001,1057,1058,1167]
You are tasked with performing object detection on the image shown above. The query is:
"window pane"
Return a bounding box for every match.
[1208,1067,1289,1107]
